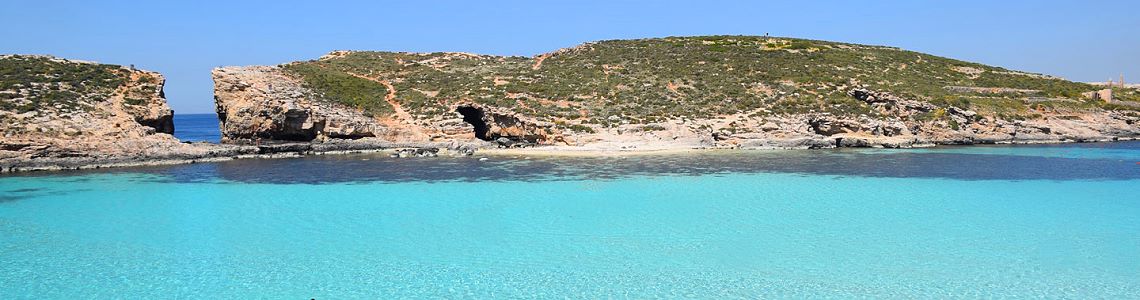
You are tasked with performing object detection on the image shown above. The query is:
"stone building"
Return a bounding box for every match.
[1083,88,1113,102]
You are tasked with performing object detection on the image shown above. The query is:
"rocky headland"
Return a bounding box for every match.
[212,36,1140,152]
[0,55,253,172]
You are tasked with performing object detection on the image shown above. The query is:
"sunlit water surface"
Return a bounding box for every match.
[2,141,1139,298]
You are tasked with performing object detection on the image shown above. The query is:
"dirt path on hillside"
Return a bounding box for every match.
[532,54,549,70]
[344,72,415,123]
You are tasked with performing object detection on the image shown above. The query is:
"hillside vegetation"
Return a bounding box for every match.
[0,55,162,114]
[279,36,1133,128]
[1,55,170,137]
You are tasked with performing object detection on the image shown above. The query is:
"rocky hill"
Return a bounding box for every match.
[0,55,237,171]
[213,36,1140,150]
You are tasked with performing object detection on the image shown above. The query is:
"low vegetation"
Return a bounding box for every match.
[0,55,131,113]
[278,36,1136,124]
[280,63,394,117]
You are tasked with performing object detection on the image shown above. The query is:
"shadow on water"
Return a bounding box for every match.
[3,141,1137,184]
[0,188,92,203]
[0,188,42,202]
[0,195,28,203]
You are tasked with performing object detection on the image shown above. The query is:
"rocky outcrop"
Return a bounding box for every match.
[210,37,1140,151]
[212,66,558,148]
[213,65,1140,150]
[452,104,557,144]
[703,87,1140,149]
[0,55,253,172]
[212,66,388,142]
[1,56,177,157]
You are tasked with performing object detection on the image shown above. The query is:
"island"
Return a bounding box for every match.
[213,36,1138,151]
[4,36,1139,172]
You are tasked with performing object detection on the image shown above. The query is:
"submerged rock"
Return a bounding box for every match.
[391,147,440,158]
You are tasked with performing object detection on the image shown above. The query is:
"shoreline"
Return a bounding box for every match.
[477,136,1140,157]
[3,136,1137,174]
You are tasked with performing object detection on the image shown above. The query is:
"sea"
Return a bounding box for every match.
[172,113,222,143]
[1,113,1139,298]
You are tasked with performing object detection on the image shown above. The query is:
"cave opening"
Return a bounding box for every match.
[456,106,492,141]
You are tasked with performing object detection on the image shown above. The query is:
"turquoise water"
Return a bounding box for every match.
[2,143,1140,298]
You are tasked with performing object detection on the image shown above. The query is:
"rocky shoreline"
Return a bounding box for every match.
[6,134,1139,174]
[0,139,470,173]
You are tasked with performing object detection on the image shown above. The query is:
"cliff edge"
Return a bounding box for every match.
[1,55,242,172]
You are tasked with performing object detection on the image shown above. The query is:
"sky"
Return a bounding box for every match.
[2,0,1137,114]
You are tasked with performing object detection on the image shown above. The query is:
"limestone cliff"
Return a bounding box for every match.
[1,55,235,171]
[212,65,556,147]
[211,36,1140,150]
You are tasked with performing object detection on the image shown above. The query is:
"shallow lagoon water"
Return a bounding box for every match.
[2,142,1139,298]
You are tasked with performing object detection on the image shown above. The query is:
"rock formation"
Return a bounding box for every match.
[212,66,386,142]
[212,66,556,148]
[211,36,1140,150]
[1,55,247,172]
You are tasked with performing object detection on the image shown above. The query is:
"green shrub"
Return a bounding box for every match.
[274,36,1113,124]
[567,124,595,133]
[1,55,127,113]
[124,97,147,106]
[786,40,815,50]
[281,63,393,117]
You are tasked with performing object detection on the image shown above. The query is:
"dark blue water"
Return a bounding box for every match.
[173,113,220,143]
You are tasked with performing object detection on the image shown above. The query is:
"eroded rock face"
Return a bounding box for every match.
[0,55,191,162]
[212,66,387,143]
[453,104,555,144]
[212,66,560,146]
[212,66,1140,150]
[212,48,1140,150]
[697,87,1140,149]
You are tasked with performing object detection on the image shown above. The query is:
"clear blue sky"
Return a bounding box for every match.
[2,0,1137,114]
